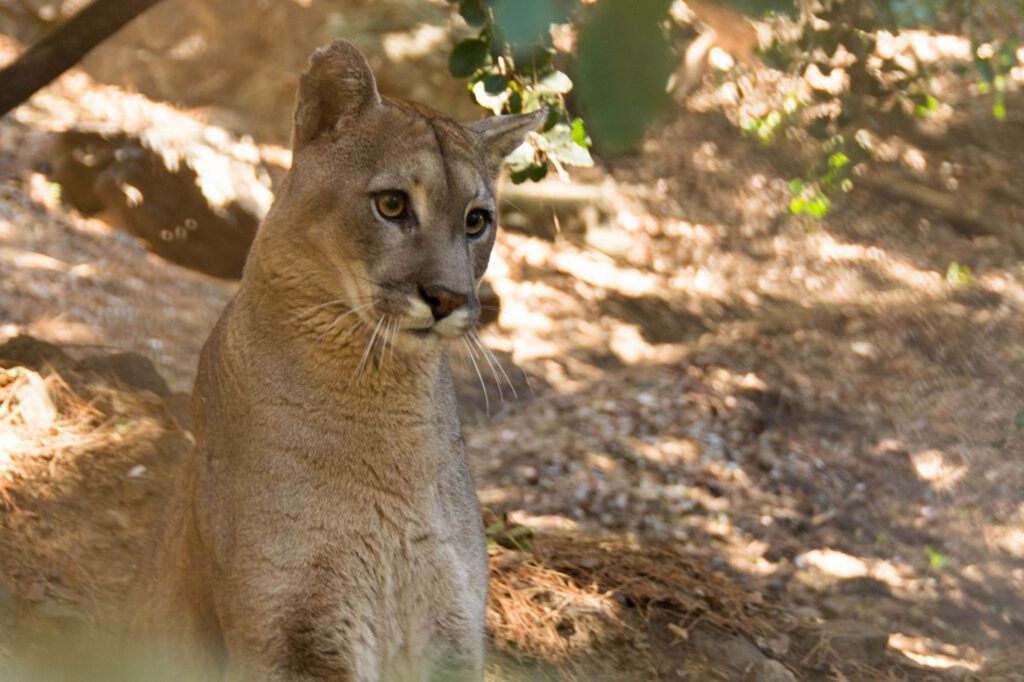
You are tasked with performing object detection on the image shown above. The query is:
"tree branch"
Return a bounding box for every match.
[0,0,165,117]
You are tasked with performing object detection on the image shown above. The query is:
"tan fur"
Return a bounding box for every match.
[132,40,544,681]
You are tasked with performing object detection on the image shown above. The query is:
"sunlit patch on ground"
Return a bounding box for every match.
[888,632,982,672]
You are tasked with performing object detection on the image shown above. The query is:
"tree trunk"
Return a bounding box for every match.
[0,0,164,117]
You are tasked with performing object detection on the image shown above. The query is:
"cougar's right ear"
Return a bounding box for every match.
[465,108,548,176]
[292,40,381,152]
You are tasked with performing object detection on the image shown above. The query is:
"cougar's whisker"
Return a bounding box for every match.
[477,326,534,398]
[317,303,373,344]
[334,316,365,346]
[375,316,392,372]
[451,337,471,371]
[379,318,391,370]
[355,316,384,381]
[468,332,504,403]
[471,330,518,400]
[371,316,387,371]
[462,337,490,417]
[291,296,371,322]
[381,316,397,370]
[388,318,401,366]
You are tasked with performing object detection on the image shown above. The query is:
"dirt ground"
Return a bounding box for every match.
[2,3,1024,680]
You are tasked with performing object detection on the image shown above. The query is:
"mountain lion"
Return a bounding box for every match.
[133,40,545,681]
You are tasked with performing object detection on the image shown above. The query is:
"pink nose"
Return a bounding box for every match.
[420,285,468,320]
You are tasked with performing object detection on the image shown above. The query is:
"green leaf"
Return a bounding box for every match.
[946,262,974,288]
[924,545,948,571]
[571,117,588,147]
[510,163,548,184]
[483,73,510,94]
[1004,43,1021,67]
[1014,409,1024,431]
[491,0,570,46]
[507,90,523,113]
[789,197,806,214]
[535,69,573,94]
[977,59,995,83]
[829,152,849,168]
[542,102,563,131]
[993,90,1007,121]
[449,39,490,78]
[458,0,489,26]
[472,79,509,114]
[509,168,529,184]
[504,138,535,170]
[577,0,674,153]
[788,178,805,194]
[509,45,555,71]
[807,196,831,218]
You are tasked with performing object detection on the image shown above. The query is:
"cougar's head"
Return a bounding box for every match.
[258,40,544,353]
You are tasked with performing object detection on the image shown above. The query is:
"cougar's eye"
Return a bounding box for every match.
[465,208,490,237]
[375,191,407,220]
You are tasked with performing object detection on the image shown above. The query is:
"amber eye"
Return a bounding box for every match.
[466,208,490,237]
[375,191,407,220]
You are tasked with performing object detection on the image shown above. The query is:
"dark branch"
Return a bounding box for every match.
[0,0,164,117]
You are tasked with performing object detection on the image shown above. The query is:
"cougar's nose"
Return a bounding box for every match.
[420,285,469,321]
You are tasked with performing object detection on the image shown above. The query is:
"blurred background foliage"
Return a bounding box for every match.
[2,0,1020,193]
[441,0,1021,204]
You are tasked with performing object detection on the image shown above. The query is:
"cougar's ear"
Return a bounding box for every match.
[466,108,548,174]
[292,40,381,152]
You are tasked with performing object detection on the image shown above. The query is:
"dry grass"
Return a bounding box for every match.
[487,525,776,674]
[0,366,108,509]
[0,356,176,633]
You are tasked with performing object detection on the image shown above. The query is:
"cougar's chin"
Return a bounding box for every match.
[430,309,475,339]
[392,295,475,342]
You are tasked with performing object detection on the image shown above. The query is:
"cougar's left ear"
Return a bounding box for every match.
[292,40,382,152]
[465,108,548,174]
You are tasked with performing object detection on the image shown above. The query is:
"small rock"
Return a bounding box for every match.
[756,632,791,659]
[820,594,858,618]
[808,619,889,667]
[745,659,797,682]
[692,625,767,673]
[0,335,71,370]
[78,352,171,396]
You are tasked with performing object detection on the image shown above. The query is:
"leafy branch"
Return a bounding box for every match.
[447,0,593,182]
